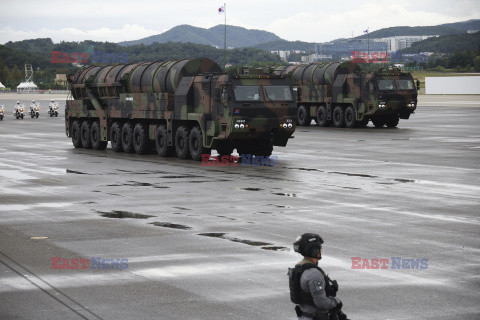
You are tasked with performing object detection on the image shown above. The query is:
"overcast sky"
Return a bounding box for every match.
[0,0,479,44]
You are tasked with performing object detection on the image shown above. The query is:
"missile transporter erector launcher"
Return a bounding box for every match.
[274,63,419,128]
[65,58,296,160]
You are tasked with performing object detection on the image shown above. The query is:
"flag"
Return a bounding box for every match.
[363,28,369,34]
[218,6,225,13]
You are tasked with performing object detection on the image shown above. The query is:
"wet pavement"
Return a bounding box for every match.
[0,95,479,319]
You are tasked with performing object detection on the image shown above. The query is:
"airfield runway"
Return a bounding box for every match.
[0,94,479,320]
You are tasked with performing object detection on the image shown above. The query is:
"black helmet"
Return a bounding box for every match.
[294,233,324,259]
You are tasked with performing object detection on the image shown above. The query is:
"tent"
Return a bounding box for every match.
[17,81,38,93]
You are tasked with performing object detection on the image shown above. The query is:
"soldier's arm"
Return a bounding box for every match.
[305,269,340,311]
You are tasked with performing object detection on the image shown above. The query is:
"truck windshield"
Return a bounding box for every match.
[395,79,415,90]
[234,86,262,101]
[377,80,395,91]
[264,86,293,101]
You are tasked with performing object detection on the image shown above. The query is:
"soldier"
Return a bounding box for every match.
[288,233,348,320]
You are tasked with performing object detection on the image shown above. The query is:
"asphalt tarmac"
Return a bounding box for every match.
[0,94,479,320]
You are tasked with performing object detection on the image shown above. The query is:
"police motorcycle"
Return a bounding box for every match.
[14,101,25,119]
[48,100,59,117]
[30,100,40,118]
[0,105,5,121]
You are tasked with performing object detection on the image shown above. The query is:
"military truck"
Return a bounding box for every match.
[273,63,419,128]
[65,58,296,161]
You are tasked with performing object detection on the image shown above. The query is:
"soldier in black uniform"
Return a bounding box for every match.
[288,233,349,320]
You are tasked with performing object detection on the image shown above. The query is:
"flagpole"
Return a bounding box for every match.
[224,2,226,69]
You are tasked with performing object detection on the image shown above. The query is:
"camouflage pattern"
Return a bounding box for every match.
[274,62,418,128]
[65,58,296,159]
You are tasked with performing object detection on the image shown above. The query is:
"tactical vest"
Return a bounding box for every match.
[288,262,335,307]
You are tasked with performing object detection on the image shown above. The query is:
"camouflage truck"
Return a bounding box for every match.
[65,58,296,161]
[273,62,419,128]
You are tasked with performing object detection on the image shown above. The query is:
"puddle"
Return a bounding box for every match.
[330,172,378,178]
[151,222,191,230]
[107,181,169,189]
[394,179,416,183]
[161,175,202,179]
[341,187,361,190]
[173,207,191,211]
[262,246,288,251]
[298,168,321,172]
[258,212,273,214]
[273,192,297,197]
[198,233,272,247]
[66,169,87,175]
[96,210,155,219]
[198,232,226,238]
[215,215,236,221]
[391,138,410,140]
[242,188,263,191]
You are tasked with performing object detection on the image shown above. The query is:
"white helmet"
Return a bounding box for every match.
[32,100,35,103]
[17,101,20,104]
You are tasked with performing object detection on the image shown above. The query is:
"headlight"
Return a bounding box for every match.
[240,124,245,129]
[234,124,239,129]
[288,123,293,128]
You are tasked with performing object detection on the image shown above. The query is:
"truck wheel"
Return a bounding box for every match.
[316,105,331,127]
[189,126,210,161]
[80,121,92,149]
[372,117,385,128]
[332,106,345,128]
[121,122,135,153]
[344,106,357,128]
[91,121,107,150]
[358,117,369,127]
[72,120,82,148]
[385,115,399,128]
[175,126,191,159]
[297,105,311,126]
[111,122,123,152]
[133,123,150,154]
[155,124,174,157]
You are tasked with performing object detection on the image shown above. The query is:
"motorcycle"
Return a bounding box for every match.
[0,106,5,121]
[30,104,40,118]
[48,103,59,117]
[14,105,25,119]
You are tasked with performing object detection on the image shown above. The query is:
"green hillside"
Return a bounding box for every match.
[400,32,480,54]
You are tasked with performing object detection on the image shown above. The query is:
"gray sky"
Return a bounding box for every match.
[0,0,479,44]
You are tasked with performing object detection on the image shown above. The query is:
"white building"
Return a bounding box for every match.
[371,35,438,52]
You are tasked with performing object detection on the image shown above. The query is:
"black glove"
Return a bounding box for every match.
[330,279,339,294]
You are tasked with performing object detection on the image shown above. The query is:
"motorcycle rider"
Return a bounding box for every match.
[48,99,58,116]
[30,99,40,117]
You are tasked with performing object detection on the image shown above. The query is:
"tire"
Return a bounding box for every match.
[35,113,39,118]
[358,117,369,127]
[55,112,58,117]
[50,113,53,117]
[372,117,385,128]
[344,105,357,128]
[175,126,190,159]
[385,114,400,128]
[189,126,211,161]
[91,121,107,150]
[155,124,174,157]
[121,122,134,153]
[72,120,82,148]
[80,121,92,149]
[133,123,150,154]
[110,122,123,152]
[316,105,331,127]
[20,114,24,119]
[332,106,345,128]
[31,114,34,118]
[297,105,311,126]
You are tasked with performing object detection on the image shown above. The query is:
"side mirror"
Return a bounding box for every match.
[416,79,420,91]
